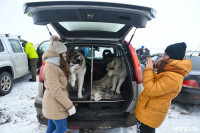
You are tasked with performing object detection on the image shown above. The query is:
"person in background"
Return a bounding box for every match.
[141,48,150,60]
[22,41,39,82]
[135,42,193,133]
[136,45,144,61]
[42,35,76,133]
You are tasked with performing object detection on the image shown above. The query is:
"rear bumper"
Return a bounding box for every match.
[35,99,136,129]
[174,87,200,105]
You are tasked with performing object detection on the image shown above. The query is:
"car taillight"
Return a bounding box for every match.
[69,127,83,129]
[39,61,45,83]
[127,42,143,84]
[182,80,199,89]
[193,96,200,100]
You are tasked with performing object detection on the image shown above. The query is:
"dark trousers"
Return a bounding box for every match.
[46,118,67,133]
[30,58,38,80]
[137,119,155,133]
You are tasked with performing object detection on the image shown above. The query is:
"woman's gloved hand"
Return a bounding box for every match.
[68,105,76,116]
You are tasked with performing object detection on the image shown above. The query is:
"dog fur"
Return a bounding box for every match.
[67,49,86,98]
[106,57,127,94]
[93,75,112,89]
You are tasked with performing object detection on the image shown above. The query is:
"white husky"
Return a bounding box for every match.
[106,57,127,94]
[67,50,86,98]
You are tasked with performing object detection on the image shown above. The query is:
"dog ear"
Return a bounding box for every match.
[76,55,81,60]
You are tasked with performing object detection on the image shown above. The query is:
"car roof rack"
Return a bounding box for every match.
[0,34,21,39]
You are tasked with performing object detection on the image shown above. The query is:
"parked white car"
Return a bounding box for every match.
[0,34,29,95]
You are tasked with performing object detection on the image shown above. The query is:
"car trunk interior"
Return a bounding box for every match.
[65,42,135,120]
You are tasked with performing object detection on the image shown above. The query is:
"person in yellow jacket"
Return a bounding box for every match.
[23,41,39,82]
[135,42,193,133]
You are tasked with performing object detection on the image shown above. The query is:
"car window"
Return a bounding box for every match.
[59,22,125,32]
[156,56,162,63]
[151,55,158,62]
[9,39,23,53]
[185,56,200,70]
[38,41,50,53]
[71,46,114,59]
[94,47,114,59]
[0,39,4,52]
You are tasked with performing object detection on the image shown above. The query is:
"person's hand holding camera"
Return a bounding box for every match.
[146,57,154,69]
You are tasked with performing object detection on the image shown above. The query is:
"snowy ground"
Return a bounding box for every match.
[0,74,200,133]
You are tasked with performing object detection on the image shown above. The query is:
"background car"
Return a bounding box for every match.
[24,1,156,131]
[36,40,50,68]
[145,53,200,105]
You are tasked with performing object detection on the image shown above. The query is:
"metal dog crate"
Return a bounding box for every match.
[67,45,129,105]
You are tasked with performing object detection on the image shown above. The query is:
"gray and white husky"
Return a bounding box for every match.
[106,57,127,94]
[67,50,86,98]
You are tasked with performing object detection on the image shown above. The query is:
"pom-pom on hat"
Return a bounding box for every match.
[165,42,187,60]
[48,35,67,54]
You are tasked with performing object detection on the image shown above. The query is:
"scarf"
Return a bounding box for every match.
[45,57,60,67]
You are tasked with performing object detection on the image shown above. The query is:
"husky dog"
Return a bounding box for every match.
[67,50,86,98]
[106,57,127,94]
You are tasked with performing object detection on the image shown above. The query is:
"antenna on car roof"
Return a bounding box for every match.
[127,28,137,46]
[46,25,52,36]
[190,45,200,58]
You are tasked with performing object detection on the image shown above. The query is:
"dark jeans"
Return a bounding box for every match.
[46,118,67,133]
[30,58,38,80]
[137,119,155,133]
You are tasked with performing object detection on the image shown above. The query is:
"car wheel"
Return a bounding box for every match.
[0,72,13,96]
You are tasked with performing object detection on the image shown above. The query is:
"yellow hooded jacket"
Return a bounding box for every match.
[25,42,39,59]
[135,59,193,128]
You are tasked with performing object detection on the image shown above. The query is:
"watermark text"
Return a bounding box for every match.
[173,127,198,132]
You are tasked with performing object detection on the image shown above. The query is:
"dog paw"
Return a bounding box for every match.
[110,88,115,92]
[78,94,83,98]
[116,90,121,94]
[71,82,75,87]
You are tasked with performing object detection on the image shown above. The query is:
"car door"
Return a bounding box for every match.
[8,38,29,77]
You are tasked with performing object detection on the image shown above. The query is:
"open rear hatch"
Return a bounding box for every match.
[23,1,156,41]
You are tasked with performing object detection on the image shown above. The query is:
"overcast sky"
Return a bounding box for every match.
[0,0,200,50]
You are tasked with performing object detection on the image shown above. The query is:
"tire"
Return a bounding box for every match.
[0,72,13,96]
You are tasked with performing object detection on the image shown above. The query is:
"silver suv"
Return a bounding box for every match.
[24,1,156,131]
[0,34,29,95]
